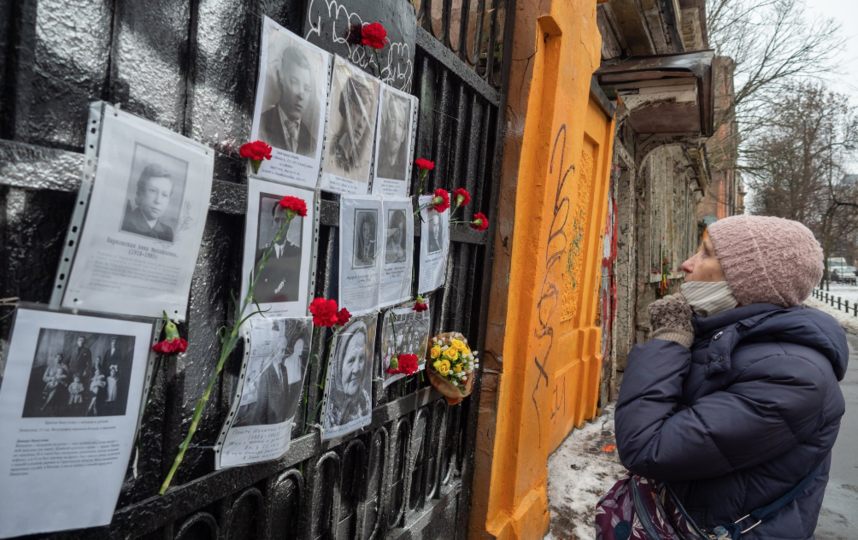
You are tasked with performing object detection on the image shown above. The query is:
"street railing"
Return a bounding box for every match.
[812,287,858,316]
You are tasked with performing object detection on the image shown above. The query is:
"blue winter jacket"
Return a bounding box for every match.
[615,303,847,540]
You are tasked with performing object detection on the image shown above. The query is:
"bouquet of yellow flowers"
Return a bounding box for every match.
[426,332,479,405]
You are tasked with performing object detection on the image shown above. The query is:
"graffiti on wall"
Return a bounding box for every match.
[304,0,416,91]
[531,125,574,446]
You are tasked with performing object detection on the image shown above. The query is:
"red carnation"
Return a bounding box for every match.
[309,298,340,328]
[279,195,308,218]
[453,188,471,208]
[336,307,352,326]
[471,212,489,232]
[415,158,435,171]
[413,301,428,312]
[153,338,188,355]
[361,22,389,50]
[397,354,420,376]
[240,141,273,174]
[431,188,450,212]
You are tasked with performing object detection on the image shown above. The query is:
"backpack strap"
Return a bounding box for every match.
[715,461,824,539]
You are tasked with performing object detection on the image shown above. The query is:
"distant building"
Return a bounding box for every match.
[697,57,742,227]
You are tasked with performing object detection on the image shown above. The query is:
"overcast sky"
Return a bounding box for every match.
[806,0,858,97]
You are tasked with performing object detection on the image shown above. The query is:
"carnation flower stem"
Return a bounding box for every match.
[159,212,296,495]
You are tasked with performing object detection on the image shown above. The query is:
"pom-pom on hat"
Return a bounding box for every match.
[707,215,823,307]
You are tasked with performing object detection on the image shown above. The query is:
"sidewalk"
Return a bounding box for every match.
[544,299,858,540]
[544,404,624,540]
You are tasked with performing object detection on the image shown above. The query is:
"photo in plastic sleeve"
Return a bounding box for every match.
[21,330,136,418]
[339,195,382,314]
[380,303,431,388]
[62,108,214,321]
[320,56,381,195]
[250,17,331,189]
[371,84,417,197]
[379,197,414,308]
[0,309,154,538]
[216,317,312,469]
[418,194,450,294]
[321,312,377,440]
[241,178,316,319]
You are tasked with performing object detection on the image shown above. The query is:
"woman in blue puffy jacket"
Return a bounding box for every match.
[615,215,847,539]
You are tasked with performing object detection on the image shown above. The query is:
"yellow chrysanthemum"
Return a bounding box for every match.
[443,347,459,360]
[450,339,466,351]
[437,360,451,376]
[430,345,442,359]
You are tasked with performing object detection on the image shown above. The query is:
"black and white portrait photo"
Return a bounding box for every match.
[0,309,154,537]
[377,92,410,181]
[427,213,444,253]
[253,193,304,304]
[339,195,382,314]
[385,209,407,264]
[418,194,450,294]
[120,144,188,243]
[257,26,325,158]
[21,329,135,418]
[321,313,377,440]
[232,318,312,427]
[62,106,213,321]
[321,58,380,194]
[241,178,316,319]
[353,209,378,269]
[380,305,431,387]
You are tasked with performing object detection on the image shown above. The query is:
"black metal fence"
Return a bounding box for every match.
[0,0,514,538]
[811,288,858,317]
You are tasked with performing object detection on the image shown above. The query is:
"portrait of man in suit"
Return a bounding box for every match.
[427,213,443,254]
[69,335,93,379]
[253,196,303,304]
[250,328,308,426]
[258,44,319,158]
[376,93,410,181]
[121,163,176,242]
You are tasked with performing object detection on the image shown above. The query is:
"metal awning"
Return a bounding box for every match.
[596,50,715,137]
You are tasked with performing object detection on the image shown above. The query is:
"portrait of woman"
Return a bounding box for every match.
[385,210,407,264]
[323,318,374,437]
[353,210,378,268]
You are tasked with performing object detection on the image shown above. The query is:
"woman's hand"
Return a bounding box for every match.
[647,294,694,347]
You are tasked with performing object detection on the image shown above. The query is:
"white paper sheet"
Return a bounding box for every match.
[320,57,381,195]
[371,84,418,198]
[321,312,377,440]
[379,304,431,387]
[379,198,414,308]
[418,195,450,294]
[339,195,383,315]
[241,178,317,319]
[250,17,332,189]
[215,317,312,469]
[0,309,153,538]
[62,109,214,321]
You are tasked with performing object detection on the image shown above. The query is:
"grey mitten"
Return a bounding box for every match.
[647,293,694,348]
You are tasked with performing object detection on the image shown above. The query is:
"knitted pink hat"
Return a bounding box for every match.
[707,215,823,307]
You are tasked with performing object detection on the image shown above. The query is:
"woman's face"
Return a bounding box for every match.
[681,237,726,283]
[362,221,372,242]
[341,332,366,397]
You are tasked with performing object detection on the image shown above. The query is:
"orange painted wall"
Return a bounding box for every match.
[469,1,614,538]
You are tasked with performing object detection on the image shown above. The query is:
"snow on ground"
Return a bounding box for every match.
[804,295,858,335]
[822,284,858,306]
[544,404,626,540]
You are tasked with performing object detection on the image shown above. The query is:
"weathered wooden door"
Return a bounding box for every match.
[0,0,513,538]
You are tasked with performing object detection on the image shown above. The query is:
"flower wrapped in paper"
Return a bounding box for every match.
[425,331,478,405]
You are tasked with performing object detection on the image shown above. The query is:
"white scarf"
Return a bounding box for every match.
[681,281,738,317]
